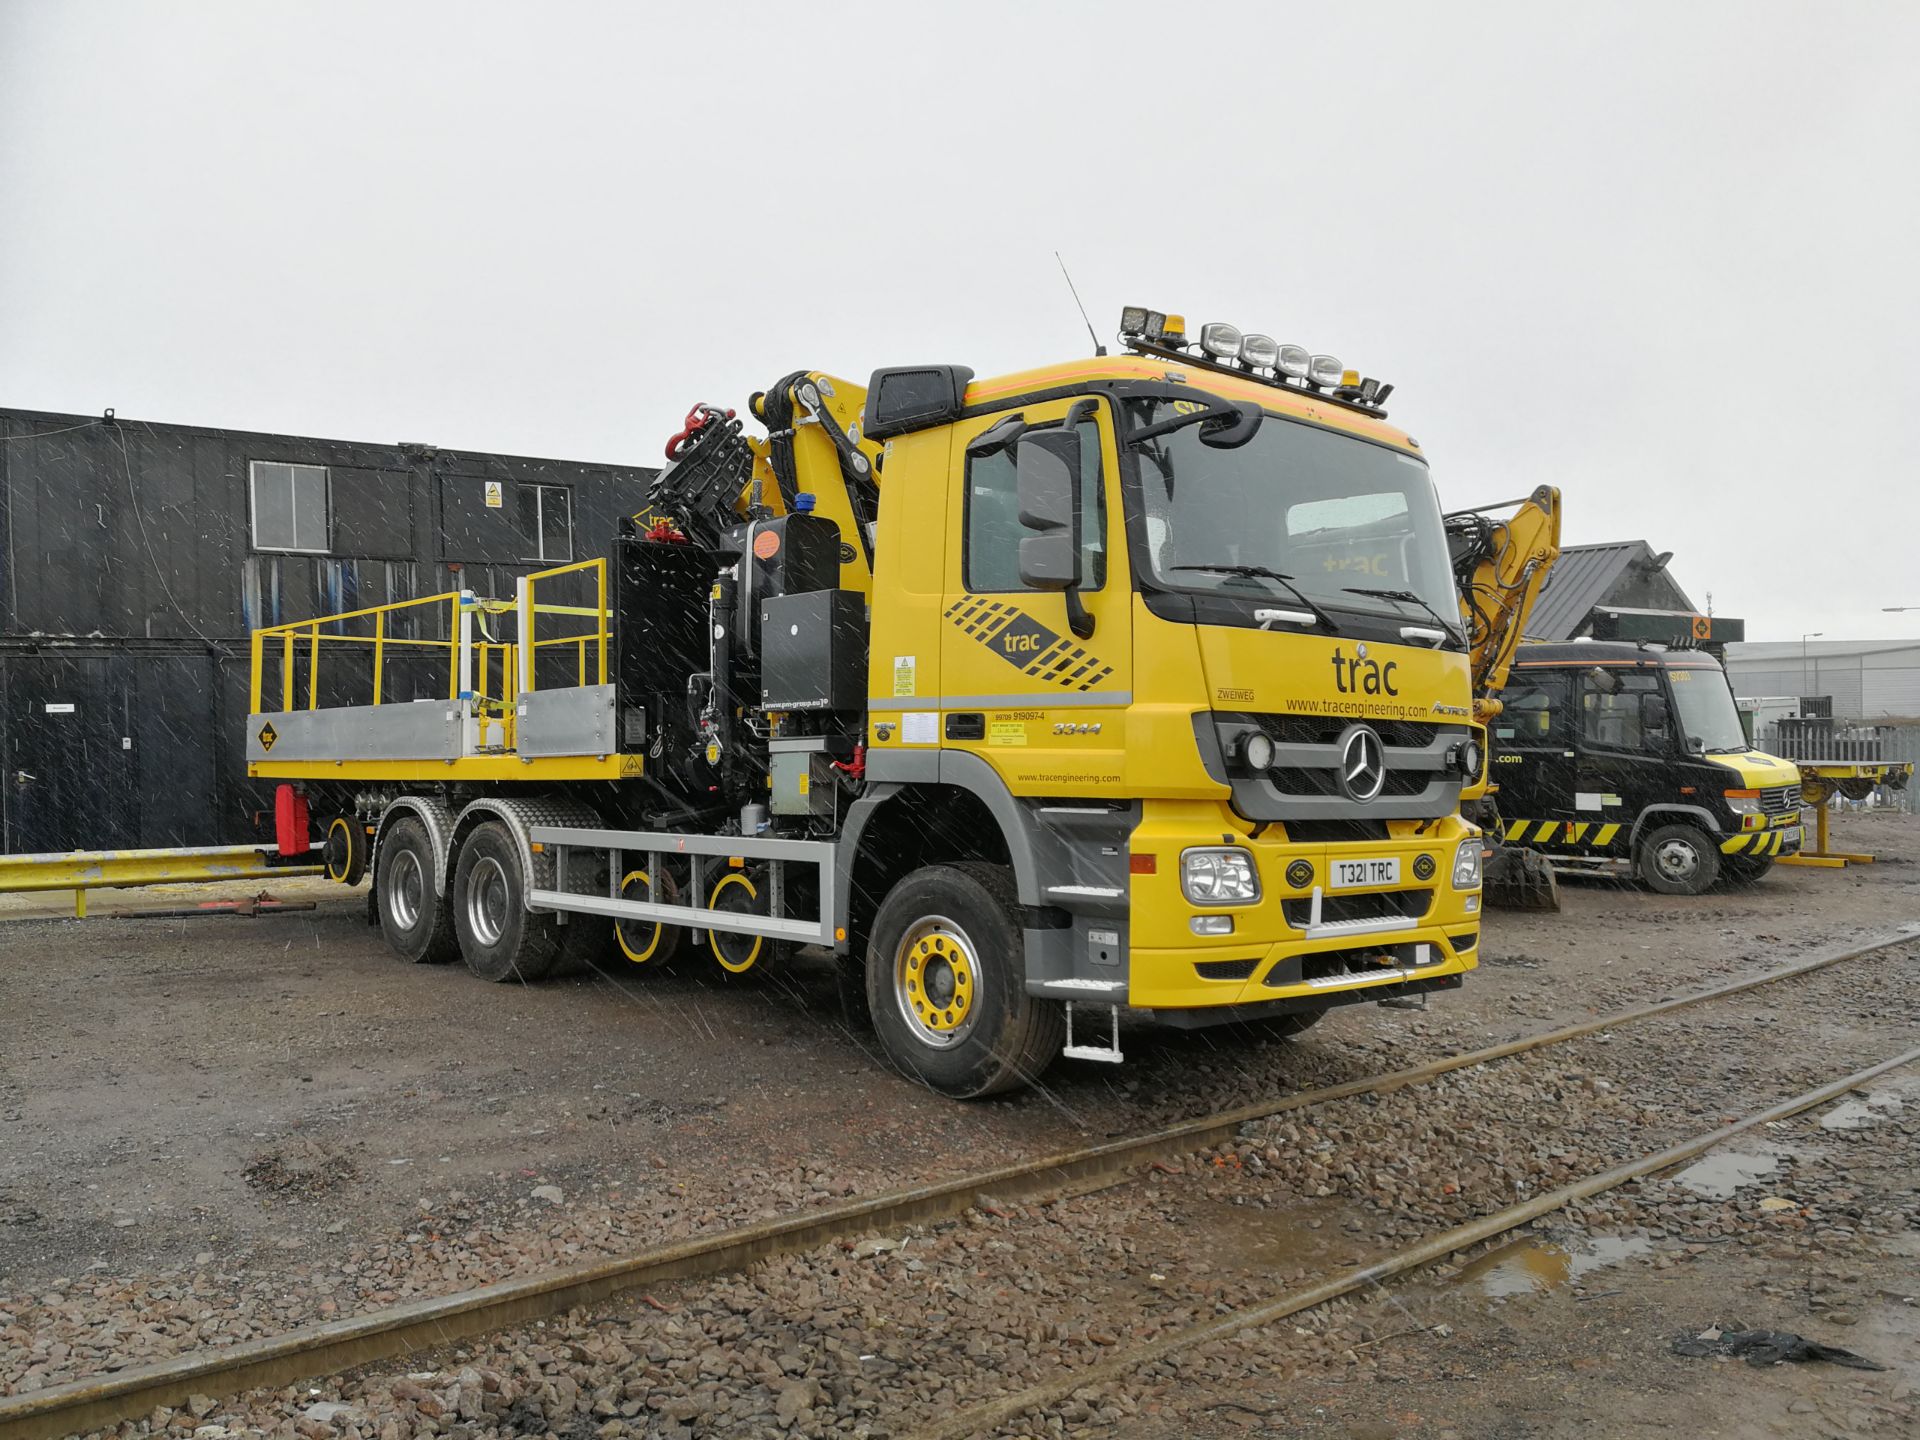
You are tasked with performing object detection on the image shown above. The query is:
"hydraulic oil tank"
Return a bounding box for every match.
[733,509,842,656]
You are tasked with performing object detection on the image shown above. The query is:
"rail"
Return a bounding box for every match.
[0,844,322,918]
[518,557,609,694]
[2,925,1911,1439]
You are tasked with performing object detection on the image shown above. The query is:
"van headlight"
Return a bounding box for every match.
[1724,789,1760,814]
[1451,838,1483,890]
[1182,848,1261,904]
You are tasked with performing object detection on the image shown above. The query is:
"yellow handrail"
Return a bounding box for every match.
[522,558,609,694]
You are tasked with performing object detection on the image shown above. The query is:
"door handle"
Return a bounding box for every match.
[14,770,36,785]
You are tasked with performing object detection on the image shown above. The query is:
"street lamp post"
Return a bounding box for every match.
[1801,632,1823,702]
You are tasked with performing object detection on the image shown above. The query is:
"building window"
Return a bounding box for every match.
[518,484,572,562]
[250,462,330,553]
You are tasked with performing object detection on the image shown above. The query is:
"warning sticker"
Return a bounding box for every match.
[892,655,916,697]
[484,481,504,509]
[619,755,645,776]
[988,720,1028,747]
[257,721,278,752]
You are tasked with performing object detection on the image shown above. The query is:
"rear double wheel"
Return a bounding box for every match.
[375,816,457,963]
[451,821,563,982]
[866,862,1064,1099]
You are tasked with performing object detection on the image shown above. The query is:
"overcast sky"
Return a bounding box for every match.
[4,1,1916,641]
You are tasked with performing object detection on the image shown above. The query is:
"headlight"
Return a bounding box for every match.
[1451,837,1482,889]
[1450,738,1483,779]
[1239,731,1275,771]
[1200,322,1243,359]
[1724,789,1760,813]
[1182,848,1261,905]
[1239,333,1279,369]
[1309,353,1344,388]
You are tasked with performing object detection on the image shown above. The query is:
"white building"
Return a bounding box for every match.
[1723,639,1920,720]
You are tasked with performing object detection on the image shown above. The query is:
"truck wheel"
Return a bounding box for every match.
[451,822,561,983]
[706,869,767,975]
[865,861,1063,1099]
[376,816,457,963]
[1635,823,1720,896]
[616,868,685,966]
[1722,855,1774,886]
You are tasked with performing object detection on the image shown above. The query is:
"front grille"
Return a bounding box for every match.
[1282,889,1432,928]
[1759,785,1800,816]
[1258,715,1441,747]
[1284,819,1390,844]
[1270,765,1430,799]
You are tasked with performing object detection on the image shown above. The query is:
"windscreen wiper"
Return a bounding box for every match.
[1341,586,1462,645]
[1170,564,1335,630]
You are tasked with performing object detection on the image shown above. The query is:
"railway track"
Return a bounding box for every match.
[3,924,1915,1440]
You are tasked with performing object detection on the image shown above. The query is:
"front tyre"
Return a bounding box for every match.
[1635,822,1721,896]
[451,821,562,982]
[865,862,1063,1099]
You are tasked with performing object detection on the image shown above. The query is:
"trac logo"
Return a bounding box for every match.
[1329,644,1399,697]
[945,598,1115,692]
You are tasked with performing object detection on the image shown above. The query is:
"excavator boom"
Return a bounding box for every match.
[1446,484,1564,910]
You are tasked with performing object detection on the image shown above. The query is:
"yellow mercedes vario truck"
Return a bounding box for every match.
[248,308,1485,1096]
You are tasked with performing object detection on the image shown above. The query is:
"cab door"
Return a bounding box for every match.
[1490,669,1577,847]
[1575,669,1670,853]
[938,395,1132,797]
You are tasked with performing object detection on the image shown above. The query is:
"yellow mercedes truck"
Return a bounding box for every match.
[247,308,1485,1096]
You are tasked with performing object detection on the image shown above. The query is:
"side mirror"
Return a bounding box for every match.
[1644,695,1671,733]
[1199,401,1264,449]
[1588,666,1621,696]
[1016,429,1081,592]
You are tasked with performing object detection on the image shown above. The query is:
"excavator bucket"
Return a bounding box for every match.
[1483,841,1561,911]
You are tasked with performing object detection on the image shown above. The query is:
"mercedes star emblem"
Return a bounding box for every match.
[1338,724,1386,803]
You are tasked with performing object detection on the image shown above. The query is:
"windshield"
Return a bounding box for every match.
[1122,398,1458,635]
[1667,666,1750,753]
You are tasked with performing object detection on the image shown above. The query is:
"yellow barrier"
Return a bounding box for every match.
[250,589,467,715]
[0,845,323,918]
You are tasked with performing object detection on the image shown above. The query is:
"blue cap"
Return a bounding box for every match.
[795,491,816,512]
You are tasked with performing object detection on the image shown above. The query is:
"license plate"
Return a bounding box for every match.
[1780,825,1803,846]
[1331,857,1400,888]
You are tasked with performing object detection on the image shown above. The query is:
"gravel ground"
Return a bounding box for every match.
[3,810,1917,1436]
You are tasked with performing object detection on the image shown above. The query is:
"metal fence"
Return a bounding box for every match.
[1758,721,1920,813]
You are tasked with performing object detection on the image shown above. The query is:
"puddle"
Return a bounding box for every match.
[1672,1150,1780,1200]
[1821,1089,1905,1131]
[1193,1198,1368,1275]
[1453,1234,1653,1298]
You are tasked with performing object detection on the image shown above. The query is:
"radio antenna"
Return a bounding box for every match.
[1054,251,1106,356]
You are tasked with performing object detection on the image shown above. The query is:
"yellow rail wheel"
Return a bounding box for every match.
[323,816,369,886]
[706,869,766,975]
[616,869,685,966]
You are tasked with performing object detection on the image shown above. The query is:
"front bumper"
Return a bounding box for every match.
[1120,802,1482,1014]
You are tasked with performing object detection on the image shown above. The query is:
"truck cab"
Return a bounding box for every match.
[1490,641,1803,892]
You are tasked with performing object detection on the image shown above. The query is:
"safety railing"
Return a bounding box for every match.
[247,560,612,758]
[249,589,470,715]
[519,558,610,694]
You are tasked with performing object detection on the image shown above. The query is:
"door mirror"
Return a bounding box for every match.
[1588,666,1620,696]
[1016,429,1082,592]
[1643,694,1671,737]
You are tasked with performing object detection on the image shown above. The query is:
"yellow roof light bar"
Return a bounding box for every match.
[1115,303,1394,415]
